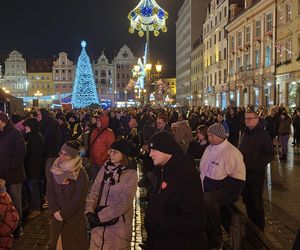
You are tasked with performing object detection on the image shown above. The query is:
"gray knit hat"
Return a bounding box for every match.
[207,123,227,139]
[60,140,81,158]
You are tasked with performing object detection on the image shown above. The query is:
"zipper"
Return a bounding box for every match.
[158,168,164,194]
[100,184,111,250]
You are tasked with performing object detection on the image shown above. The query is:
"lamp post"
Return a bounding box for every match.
[128,0,168,104]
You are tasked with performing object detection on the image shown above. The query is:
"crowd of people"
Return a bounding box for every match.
[0,104,299,250]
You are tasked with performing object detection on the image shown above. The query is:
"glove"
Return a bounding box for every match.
[86,212,100,229]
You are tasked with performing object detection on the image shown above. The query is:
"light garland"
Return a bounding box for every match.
[128,0,168,37]
[71,41,99,108]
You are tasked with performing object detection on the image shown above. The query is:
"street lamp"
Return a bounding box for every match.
[2,87,9,94]
[155,60,162,78]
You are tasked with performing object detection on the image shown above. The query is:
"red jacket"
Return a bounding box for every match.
[90,114,115,166]
[0,191,19,249]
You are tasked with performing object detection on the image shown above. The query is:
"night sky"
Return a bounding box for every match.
[0,0,184,77]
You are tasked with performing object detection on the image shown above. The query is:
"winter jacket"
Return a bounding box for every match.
[85,163,138,250]
[187,139,209,160]
[278,117,292,135]
[59,123,71,148]
[47,167,89,250]
[39,110,60,158]
[24,132,44,179]
[265,115,279,139]
[0,190,19,249]
[0,123,26,185]
[90,115,115,166]
[239,125,274,172]
[145,154,207,250]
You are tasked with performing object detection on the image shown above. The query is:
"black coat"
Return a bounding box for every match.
[265,115,279,139]
[239,125,274,172]
[40,117,60,158]
[24,132,44,179]
[0,123,26,185]
[59,124,71,148]
[145,154,207,250]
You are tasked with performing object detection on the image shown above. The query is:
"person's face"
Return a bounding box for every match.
[108,149,123,165]
[91,117,97,124]
[96,118,102,128]
[230,109,234,115]
[271,110,276,116]
[297,111,300,117]
[0,121,5,130]
[280,114,285,120]
[208,133,224,145]
[25,125,31,133]
[59,150,73,162]
[156,118,166,130]
[37,111,42,122]
[245,113,259,129]
[58,119,63,126]
[197,131,205,141]
[69,117,75,123]
[217,115,223,123]
[149,149,171,166]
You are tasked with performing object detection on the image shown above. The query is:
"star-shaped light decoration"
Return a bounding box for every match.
[81,40,87,48]
[128,0,168,37]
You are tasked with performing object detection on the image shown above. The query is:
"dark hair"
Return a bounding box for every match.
[196,125,208,141]
[245,110,258,117]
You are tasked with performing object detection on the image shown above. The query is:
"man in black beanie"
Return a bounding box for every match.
[144,130,207,250]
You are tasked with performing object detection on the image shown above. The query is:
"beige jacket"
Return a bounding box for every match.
[85,166,138,250]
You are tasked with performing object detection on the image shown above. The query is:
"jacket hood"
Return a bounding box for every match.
[40,108,49,121]
[99,114,109,129]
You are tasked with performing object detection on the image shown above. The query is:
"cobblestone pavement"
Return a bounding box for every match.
[12,143,300,249]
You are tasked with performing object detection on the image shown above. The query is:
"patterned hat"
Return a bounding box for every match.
[207,123,227,139]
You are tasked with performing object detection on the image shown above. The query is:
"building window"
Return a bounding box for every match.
[62,70,65,73]
[224,48,227,59]
[117,64,120,69]
[101,79,106,84]
[219,31,221,42]
[255,49,260,68]
[266,13,272,32]
[214,72,217,85]
[245,27,250,43]
[224,7,227,17]
[56,70,59,73]
[265,45,271,67]
[101,70,106,77]
[244,54,250,68]
[230,60,234,76]
[255,20,261,37]
[287,41,292,60]
[95,70,98,76]
[218,71,221,84]
[219,50,221,61]
[237,32,242,47]
[219,11,222,21]
[286,3,292,21]
[214,34,216,44]
[231,36,235,50]
[237,57,241,70]
[224,68,227,82]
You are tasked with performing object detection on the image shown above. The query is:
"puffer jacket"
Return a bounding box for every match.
[90,115,115,166]
[0,190,19,249]
[85,163,138,250]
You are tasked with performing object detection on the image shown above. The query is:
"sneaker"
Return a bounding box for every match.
[27,210,41,220]
[12,225,23,239]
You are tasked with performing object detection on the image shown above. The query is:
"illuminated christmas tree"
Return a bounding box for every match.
[72,41,99,108]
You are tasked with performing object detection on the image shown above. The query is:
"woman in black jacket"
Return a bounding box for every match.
[23,118,44,219]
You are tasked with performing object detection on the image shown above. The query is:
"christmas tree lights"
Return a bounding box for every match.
[72,41,99,108]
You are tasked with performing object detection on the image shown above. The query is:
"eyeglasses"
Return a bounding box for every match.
[245,117,257,120]
[108,149,120,155]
